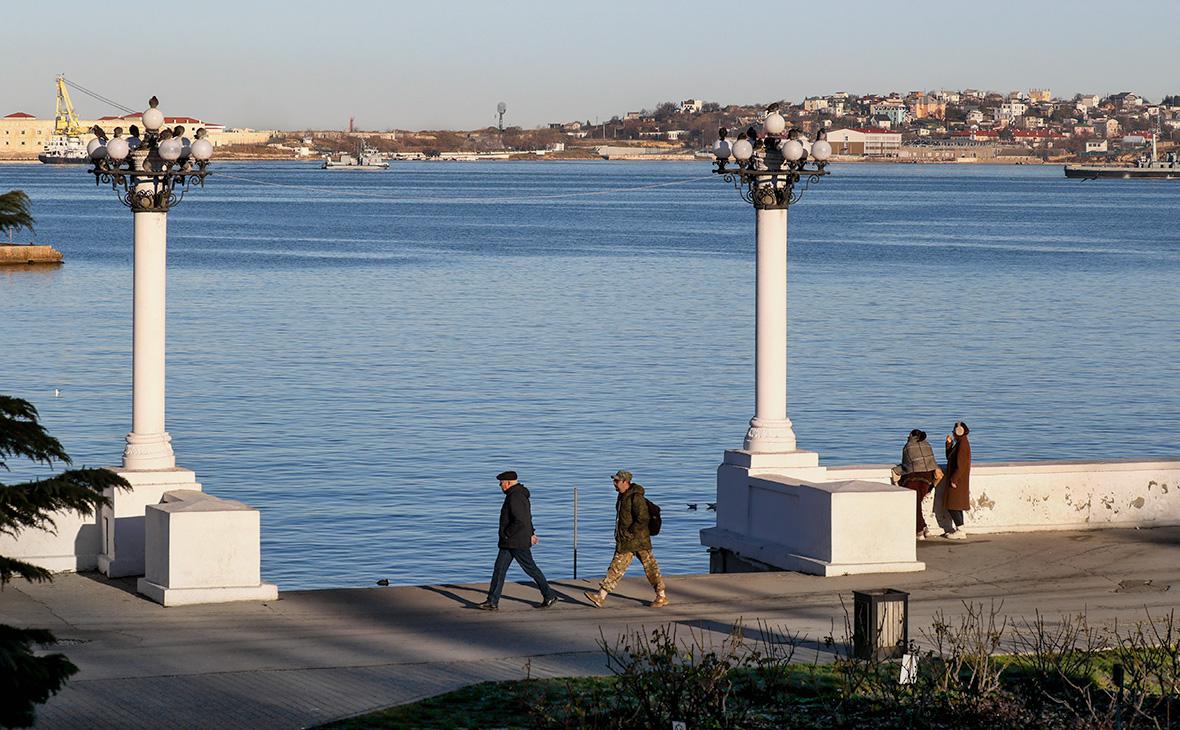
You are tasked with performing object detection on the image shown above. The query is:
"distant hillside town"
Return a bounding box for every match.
[5,87,1178,163]
[537,88,1180,162]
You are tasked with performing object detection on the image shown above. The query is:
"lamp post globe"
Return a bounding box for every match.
[190,138,214,161]
[763,112,786,136]
[142,107,164,132]
[106,137,129,161]
[158,137,183,162]
[780,139,805,162]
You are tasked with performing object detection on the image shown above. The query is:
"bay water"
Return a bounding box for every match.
[1,161,1177,589]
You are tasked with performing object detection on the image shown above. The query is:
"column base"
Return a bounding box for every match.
[98,467,201,578]
[122,431,176,471]
[136,579,278,607]
[743,417,799,453]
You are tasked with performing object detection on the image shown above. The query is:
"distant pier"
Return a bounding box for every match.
[0,244,63,265]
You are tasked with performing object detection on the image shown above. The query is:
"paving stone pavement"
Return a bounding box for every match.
[3,526,1179,728]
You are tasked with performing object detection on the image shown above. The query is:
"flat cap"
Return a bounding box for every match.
[496,470,518,481]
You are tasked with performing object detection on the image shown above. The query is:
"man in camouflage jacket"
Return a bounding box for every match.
[584,469,668,608]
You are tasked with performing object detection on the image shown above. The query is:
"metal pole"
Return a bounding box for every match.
[572,486,579,580]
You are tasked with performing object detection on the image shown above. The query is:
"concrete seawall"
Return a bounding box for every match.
[0,244,63,264]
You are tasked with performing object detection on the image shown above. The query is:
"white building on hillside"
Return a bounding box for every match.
[826,128,902,157]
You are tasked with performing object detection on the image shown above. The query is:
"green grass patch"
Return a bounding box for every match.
[320,677,615,730]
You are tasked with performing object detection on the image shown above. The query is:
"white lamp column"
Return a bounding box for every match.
[124,180,176,470]
[744,205,796,452]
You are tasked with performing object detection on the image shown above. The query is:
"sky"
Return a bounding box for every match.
[2,0,1178,131]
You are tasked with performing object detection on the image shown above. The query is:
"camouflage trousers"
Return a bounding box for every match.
[600,549,665,595]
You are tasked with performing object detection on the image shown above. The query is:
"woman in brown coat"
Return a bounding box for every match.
[943,421,971,539]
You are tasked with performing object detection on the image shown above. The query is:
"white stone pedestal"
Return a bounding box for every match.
[137,490,278,607]
[703,449,926,576]
[98,467,201,578]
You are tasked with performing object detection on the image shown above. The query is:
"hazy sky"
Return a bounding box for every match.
[3,0,1178,131]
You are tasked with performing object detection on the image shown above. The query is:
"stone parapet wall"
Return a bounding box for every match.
[824,458,1180,533]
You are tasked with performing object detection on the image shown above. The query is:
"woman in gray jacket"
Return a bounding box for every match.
[899,429,938,539]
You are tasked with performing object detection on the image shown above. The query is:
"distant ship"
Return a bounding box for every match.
[1065,136,1180,179]
[38,75,92,165]
[38,135,89,164]
[321,145,389,170]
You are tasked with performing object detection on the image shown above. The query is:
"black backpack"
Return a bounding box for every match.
[645,498,662,537]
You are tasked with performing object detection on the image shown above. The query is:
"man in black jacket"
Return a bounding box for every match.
[478,470,558,611]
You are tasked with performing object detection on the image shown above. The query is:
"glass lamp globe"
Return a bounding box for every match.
[713,139,731,160]
[142,107,164,132]
[781,139,804,161]
[106,137,130,161]
[732,138,754,162]
[762,112,786,136]
[158,138,183,162]
[811,139,832,161]
[190,138,213,161]
[87,138,107,159]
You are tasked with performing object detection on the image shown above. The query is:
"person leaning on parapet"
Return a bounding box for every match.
[942,422,972,539]
[584,470,668,609]
[477,471,559,611]
[897,429,941,540]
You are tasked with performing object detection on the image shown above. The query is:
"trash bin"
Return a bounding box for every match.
[853,589,909,660]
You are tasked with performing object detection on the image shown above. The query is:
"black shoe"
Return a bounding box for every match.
[537,595,559,609]
[476,601,498,611]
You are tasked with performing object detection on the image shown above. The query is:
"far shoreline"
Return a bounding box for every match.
[2,156,1064,166]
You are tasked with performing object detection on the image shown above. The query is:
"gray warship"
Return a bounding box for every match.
[1065,136,1179,179]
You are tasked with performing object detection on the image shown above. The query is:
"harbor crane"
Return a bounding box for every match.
[53,74,86,137]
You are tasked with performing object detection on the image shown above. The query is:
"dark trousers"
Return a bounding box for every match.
[949,510,965,527]
[487,547,553,604]
[901,472,934,534]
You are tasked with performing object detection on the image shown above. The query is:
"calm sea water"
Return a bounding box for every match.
[1,161,1178,589]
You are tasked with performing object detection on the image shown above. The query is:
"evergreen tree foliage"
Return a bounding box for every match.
[0,190,35,242]
[0,395,129,728]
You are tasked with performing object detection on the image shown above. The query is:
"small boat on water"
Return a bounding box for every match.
[1065,135,1180,179]
[321,145,389,170]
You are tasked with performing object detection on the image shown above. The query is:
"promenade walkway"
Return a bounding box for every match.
[4,526,1179,729]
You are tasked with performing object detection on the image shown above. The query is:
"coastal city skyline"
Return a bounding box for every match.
[3,0,1180,130]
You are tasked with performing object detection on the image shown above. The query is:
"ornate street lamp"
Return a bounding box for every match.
[712,105,831,453]
[87,96,214,577]
[89,96,213,211]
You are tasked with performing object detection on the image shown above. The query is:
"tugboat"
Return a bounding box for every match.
[37,75,92,165]
[1065,135,1180,179]
[321,144,389,169]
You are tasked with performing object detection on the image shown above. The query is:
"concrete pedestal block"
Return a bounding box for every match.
[704,467,926,577]
[136,490,277,607]
[98,467,201,578]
